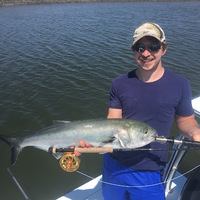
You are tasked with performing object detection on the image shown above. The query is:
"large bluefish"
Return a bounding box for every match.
[0,119,158,165]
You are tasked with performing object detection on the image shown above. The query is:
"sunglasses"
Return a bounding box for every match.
[133,43,161,53]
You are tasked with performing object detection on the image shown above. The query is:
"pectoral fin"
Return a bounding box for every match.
[102,136,116,144]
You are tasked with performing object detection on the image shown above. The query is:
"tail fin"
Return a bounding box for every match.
[0,135,21,165]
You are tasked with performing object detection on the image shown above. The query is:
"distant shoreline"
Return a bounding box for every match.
[0,0,198,7]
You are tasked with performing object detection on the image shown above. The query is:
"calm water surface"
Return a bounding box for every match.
[0,2,200,199]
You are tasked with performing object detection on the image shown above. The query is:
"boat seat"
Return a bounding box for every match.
[179,165,200,200]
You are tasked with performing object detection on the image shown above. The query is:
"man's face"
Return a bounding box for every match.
[133,37,166,72]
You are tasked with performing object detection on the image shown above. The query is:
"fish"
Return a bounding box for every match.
[0,119,158,165]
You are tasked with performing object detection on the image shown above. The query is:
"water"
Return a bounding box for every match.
[0,2,200,199]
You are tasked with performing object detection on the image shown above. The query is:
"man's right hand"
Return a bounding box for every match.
[72,140,92,156]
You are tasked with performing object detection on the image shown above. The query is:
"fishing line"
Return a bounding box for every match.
[76,164,200,188]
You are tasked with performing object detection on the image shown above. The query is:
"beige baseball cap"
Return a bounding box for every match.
[132,22,166,46]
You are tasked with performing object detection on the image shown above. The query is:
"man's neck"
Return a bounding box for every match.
[136,67,165,83]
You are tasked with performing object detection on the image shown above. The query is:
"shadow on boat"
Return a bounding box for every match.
[59,175,103,200]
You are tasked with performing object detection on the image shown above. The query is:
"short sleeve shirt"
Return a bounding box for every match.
[108,69,194,170]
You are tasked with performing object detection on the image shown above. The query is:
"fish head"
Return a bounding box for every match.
[118,122,158,149]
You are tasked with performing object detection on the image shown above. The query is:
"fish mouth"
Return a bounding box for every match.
[147,132,158,142]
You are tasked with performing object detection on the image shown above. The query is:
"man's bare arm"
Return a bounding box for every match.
[107,108,122,119]
[175,114,200,141]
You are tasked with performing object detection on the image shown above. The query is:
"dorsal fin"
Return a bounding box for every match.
[53,120,71,125]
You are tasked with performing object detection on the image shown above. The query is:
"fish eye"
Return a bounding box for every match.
[144,129,148,134]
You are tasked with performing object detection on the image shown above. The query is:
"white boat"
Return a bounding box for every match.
[57,95,200,200]
[192,95,200,117]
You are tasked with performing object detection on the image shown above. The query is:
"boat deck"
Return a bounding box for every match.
[57,172,186,200]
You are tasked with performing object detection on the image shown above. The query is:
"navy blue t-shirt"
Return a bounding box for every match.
[108,69,194,171]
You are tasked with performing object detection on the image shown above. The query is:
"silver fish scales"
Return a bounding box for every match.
[0,119,158,165]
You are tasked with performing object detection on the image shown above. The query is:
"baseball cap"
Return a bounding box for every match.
[132,22,166,46]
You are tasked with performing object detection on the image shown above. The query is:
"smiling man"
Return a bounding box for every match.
[104,22,200,200]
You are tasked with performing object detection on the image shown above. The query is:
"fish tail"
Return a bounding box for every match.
[0,135,21,165]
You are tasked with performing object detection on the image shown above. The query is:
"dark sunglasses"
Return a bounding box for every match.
[133,43,161,53]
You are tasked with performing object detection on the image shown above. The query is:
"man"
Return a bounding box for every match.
[103,22,200,200]
[76,22,200,199]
